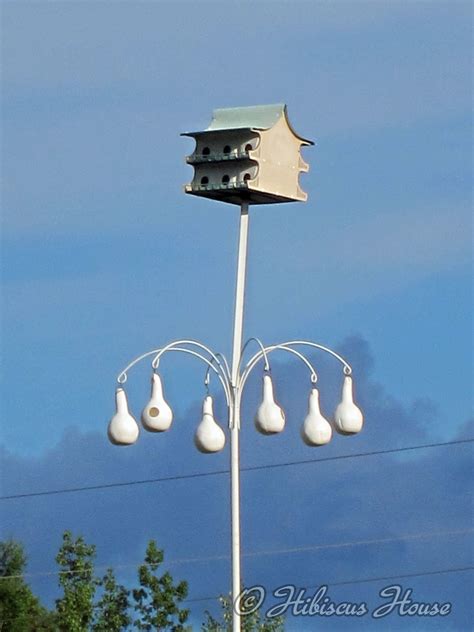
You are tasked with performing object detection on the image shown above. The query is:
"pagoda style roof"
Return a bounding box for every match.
[182,103,313,145]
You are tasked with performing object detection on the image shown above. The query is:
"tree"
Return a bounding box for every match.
[1,534,190,632]
[202,594,284,632]
[0,540,55,632]
[92,568,131,631]
[132,540,189,631]
[55,531,98,632]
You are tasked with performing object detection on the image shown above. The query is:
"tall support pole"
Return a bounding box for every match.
[230,201,249,632]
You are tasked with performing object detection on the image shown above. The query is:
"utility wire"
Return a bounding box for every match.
[183,565,474,604]
[0,528,472,581]
[1,438,472,501]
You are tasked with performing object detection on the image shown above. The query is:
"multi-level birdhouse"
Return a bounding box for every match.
[182,104,313,205]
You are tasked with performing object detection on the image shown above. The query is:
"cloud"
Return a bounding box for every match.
[1,336,472,630]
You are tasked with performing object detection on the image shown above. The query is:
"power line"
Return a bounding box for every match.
[1,468,228,501]
[1,438,472,501]
[184,565,474,604]
[1,528,472,581]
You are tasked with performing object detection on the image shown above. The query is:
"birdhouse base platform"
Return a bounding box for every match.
[184,183,302,206]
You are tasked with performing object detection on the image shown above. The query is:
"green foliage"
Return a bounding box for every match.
[0,540,55,631]
[55,531,98,632]
[202,594,284,632]
[92,568,130,631]
[132,540,189,631]
[0,535,190,632]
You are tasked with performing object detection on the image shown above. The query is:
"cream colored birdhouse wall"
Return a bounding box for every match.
[254,116,309,202]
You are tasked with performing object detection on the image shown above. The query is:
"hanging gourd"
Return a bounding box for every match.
[108,388,139,445]
[194,395,226,453]
[334,376,363,435]
[255,374,285,435]
[141,373,173,432]
[301,388,332,446]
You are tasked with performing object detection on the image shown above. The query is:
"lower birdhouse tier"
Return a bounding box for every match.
[182,104,313,206]
[185,156,300,205]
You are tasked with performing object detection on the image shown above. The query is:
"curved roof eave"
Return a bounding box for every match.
[281,105,314,145]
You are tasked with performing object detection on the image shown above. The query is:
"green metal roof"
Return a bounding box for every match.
[182,103,313,145]
[207,103,285,131]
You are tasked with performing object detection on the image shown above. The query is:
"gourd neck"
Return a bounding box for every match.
[309,388,321,412]
[115,388,128,413]
[263,374,274,401]
[342,376,354,403]
[151,373,164,398]
[203,395,214,416]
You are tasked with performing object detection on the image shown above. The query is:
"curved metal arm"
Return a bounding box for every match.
[204,352,231,381]
[152,339,231,396]
[116,341,232,406]
[275,345,318,382]
[238,337,270,372]
[154,347,232,406]
[151,340,229,381]
[213,352,232,381]
[203,351,232,396]
[273,340,352,374]
[117,349,162,384]
[237,344,319,407]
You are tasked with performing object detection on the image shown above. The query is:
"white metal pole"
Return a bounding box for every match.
[230,201,249,632]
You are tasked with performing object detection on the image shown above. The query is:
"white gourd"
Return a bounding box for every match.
[141,373,173,432]
[334,376,363,435]
[108,388,139,445]
[194,396,226,453]
[254,374,285,435]
[301,388,332,446]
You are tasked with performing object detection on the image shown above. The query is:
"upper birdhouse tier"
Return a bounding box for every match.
[181,104,314,206]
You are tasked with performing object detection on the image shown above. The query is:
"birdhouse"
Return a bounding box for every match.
[182,104,313,206]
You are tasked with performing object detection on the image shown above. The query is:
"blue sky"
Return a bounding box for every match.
[1,1,472,629]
